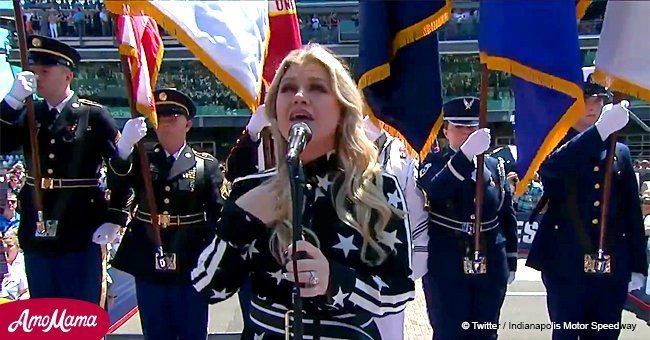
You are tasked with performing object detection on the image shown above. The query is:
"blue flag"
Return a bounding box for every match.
[357,0,451,159]
[479,1,584,195]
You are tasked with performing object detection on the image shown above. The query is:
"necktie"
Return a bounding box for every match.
[42,108,58,128]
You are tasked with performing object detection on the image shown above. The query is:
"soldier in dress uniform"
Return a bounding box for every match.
[106,89,224,340]
[0,35,127,305]
[526,75,647,340]
[418,97,518,340]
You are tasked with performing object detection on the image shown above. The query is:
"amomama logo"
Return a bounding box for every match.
[0,298,109,339]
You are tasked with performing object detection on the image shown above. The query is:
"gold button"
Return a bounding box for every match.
[50,139,55,144]
[592,219,599,225]
[594,183,600,189]
[47,169,53,174]
[165,186,171,192]
[593,166,599,172]
[163,211,169,215]
[163,198,170,204]
[593,201,600,207]
[48,153,55,159]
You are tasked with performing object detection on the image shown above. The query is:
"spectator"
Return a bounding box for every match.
[100,8,110,36]
[0,228,29,302]
[47,10,59,38]
[0,192,20,234]
[73,7,85,38]
[516,172,544,213]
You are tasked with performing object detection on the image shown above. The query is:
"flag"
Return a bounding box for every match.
[107,1,269,111]
[357,0,451,160]
[479,1,584,195]
[592,2,650,102]
[264,0,302,87]
[116,14,164,128]
[576,0,592,20]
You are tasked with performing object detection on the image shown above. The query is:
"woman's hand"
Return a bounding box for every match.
[284,240,330,297]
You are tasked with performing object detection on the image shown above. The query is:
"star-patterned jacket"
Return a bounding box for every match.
[0,95,127,253]
[191,153,415,339]
[107,144,225,284]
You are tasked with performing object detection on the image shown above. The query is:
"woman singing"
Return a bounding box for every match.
[191,45,415,339]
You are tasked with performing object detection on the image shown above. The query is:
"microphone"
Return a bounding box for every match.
[286,122,312,163]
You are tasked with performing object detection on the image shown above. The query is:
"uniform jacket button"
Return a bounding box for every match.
[594,183,600,189]
[593,166,599,172]
[164,198,170,204]
[165,186,171,192]
[47,169,54,174]
[592,219,599,225]
[554,225,559,230]
[593,201,600,207]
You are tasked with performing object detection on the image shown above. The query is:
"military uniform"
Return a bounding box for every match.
[107,90,224,340]
[0,36,126,304]
[526,80,647,339]
[192,152,415,339]
[417,98,518,340]
[371,132,429,340]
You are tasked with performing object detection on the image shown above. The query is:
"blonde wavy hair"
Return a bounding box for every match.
[262,45,403,266]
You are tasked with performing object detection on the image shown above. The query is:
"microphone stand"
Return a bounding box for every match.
[287,159,305,340]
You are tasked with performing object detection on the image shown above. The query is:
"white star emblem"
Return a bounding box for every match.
[378,230,403,251]
[210,288,230,300]
[242,240,260,260]
[372,275,389,292]
[314,188,326,200]
[332,234,359,258]
[253,332,265,340]
[332,287,348,307]
[387,190,401,208]
[316,174,332,192]
[268,269,283,285]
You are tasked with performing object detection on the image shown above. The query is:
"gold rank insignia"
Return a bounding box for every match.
[159,92,167,101]
[32,37,42,47]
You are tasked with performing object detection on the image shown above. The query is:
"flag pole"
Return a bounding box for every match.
[593,92,625,273]
[467,63,489,275]
[112,12,164,253]
[12,0,45,230]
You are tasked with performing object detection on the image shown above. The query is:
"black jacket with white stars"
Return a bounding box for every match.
[191,152,415,340]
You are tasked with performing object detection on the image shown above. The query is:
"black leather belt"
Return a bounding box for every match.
[249,296,376,339]
[429,211,499,234]
[26,176,100,189]
[135,211,206,228]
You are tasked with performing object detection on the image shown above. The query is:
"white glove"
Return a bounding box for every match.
[362,116,383,142]
[247,104,271,142]
[92,223,122,245]
[507,271,516,285]
[628,273,645,292]
[460,128,491,161]
[7,71,37,103]
[595,100,629,141]
[117,117,147,159]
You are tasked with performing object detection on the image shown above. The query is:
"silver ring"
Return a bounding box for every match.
[308,271,319,286]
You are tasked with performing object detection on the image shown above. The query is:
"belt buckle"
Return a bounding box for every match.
[461,222,472,234]
[158,213,171,228]
[41,178,54,190]
[284,310,293,340]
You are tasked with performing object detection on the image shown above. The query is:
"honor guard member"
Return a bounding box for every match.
[363,117,429,340]
[418,97,518,340]
[526,76,647,340]
[0,35,127,305]
[106,89,225,340]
